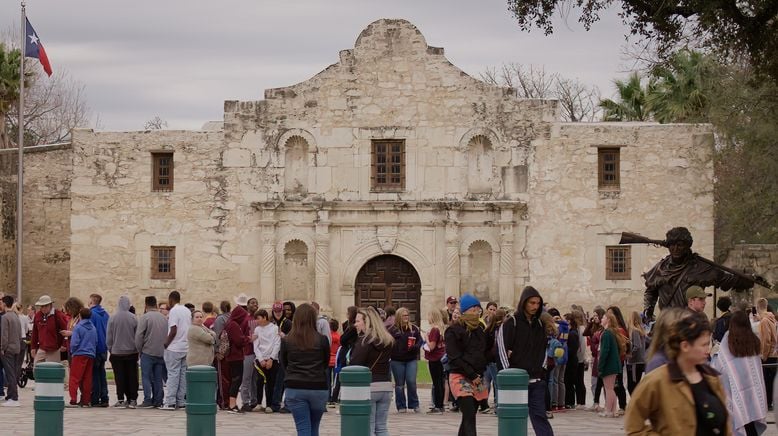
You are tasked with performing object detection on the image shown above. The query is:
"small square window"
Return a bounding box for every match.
[152,152,174,192]
[606,246,631,280]
[151,246,175,279]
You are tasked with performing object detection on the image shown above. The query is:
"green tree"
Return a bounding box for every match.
[506,0,778,83]
[598,72,651,121]
[647,50,716,123]
[0,44,22,148]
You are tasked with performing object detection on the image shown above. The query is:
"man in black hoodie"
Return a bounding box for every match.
[498,286,554,436]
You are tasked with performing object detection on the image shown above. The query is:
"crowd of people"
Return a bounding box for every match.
[1,284,777,436]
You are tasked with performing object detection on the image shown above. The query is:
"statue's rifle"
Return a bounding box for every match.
[618,232,773,290]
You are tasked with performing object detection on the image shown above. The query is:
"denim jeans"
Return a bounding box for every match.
[240,355,257,407]
[484,362,498,404]
[140,354,166,406]
[529,381,554,436]
[91,352,109,405]
[370,390,392,436]
[390,359,419,411]
[163,350,187,407]
[285,388,328,436]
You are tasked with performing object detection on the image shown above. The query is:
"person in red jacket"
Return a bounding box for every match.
[30,295,68,365]
[328,318,341,405]
[225,305,250,413]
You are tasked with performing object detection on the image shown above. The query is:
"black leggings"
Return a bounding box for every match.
[229,360,243,398]
[429,360,445,409]
[593,377,603,404]
[458,396,477,436]
[626,364,645,395]
[615,372,627,409]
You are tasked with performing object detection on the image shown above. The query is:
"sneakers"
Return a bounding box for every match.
[2,400,19,407]
[126,400,137,409]
[479,406,494,414]
[546,411,554,419]
[65,402,79,408]
[158,404,177,411]
[575,404,588,410]
[586,403,601,412]
[112,401,126,408]
[397,408,407,413]
[264,407,275,414]
[615,408,624,417]
[279,407,290,414]
[227,406,244,414]
[426,408,444,414]
[412,408,420,413]
[137,402,156,409]
[598,411,616,418]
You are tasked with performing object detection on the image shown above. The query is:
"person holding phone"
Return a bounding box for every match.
[388,307,422,413]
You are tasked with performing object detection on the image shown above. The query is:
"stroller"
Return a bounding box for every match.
[18,338,34,388]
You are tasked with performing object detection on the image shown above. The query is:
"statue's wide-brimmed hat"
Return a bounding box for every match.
[233,293,250,306]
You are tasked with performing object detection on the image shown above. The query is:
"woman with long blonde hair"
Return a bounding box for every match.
[598,312,626,418]
[626,311,647,394]
[646,308,688,373]
[388,307,422,413]
[425,309,447,414]
[350,307,394,436]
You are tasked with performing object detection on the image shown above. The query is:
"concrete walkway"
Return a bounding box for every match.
[3,380,778,435]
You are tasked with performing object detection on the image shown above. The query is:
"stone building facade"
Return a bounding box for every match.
[5,19,716,320]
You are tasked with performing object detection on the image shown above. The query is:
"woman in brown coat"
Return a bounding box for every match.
[625,312,731,435]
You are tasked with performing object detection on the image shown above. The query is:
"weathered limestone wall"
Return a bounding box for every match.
[722,244,778,306]
[221,19,551,317]
[0,144,72,305]
[528,123,715,314]
[69,129,233,309]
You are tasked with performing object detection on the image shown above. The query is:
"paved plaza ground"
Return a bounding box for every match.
[2,380,778,435]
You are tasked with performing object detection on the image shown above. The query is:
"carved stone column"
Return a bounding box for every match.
[445,221,460,297]
[499,209,515,305]
[259,222,277,304]
[314,210,331,310]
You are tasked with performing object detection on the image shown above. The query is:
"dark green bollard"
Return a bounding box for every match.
[339,366,372,436]
[497,368,529,436]
[186,365,217,436]
[34,362,65,436]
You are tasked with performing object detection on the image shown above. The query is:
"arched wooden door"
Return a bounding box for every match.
[355,255,422,324]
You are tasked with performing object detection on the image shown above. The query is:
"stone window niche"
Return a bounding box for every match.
[152,152,174,192]
[280,240,312,300]
[371,139,405,192]
[468,240,495,301]
[151,246,175,279]
[606,245,631,280]
[284,136,309,196]
[467,135,494,195]
[598,148,620,191]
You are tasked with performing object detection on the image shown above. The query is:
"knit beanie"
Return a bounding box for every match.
[459,294,480,313]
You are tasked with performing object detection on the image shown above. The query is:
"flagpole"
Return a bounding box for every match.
[17,1,26,303]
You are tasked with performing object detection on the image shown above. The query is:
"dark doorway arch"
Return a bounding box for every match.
[355,255,422,324]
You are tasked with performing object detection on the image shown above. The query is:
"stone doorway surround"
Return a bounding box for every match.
[355,254,422,324]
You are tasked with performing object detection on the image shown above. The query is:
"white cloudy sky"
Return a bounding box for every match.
[3,0,643,131]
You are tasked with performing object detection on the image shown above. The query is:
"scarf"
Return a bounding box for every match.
[460,313,481,331]
[711,332,768,436]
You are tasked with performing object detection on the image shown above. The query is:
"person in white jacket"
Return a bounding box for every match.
[253,309,281,413]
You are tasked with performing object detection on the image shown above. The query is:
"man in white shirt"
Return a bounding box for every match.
[253,309,280,412]
[161,291,191,410]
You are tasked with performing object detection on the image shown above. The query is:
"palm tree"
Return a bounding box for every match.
[0,44,22,148]
[647,49,716,123]
[599,72,652,121]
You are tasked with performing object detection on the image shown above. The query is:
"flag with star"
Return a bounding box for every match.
[24,17,52,77]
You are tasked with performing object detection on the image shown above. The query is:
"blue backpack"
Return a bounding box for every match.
[546,337,567,366]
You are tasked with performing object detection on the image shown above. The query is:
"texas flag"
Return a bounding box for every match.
[24,17,52,77]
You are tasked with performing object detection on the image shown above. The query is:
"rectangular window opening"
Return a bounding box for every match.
[152,152,174,192]
[606,245,631,280]
[598,148,620,190]
[371,140,405,191]
[151,246,176,279]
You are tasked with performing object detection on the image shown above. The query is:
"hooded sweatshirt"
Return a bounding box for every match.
[498,286,547,379]
[135,308,168,357]
[225,306,250,362]
[90,304,109,354]
[106,296,138,355]
[70,318,98,358]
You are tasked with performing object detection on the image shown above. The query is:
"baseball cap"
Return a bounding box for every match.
[685,286,712,301]
[446,296,458,304]
[272,301,283,313]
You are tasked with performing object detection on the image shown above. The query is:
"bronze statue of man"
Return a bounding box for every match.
[643,227,753,318]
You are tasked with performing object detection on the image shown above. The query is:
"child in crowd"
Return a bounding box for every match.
[68,308,97,407]
[328,318,341,405]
